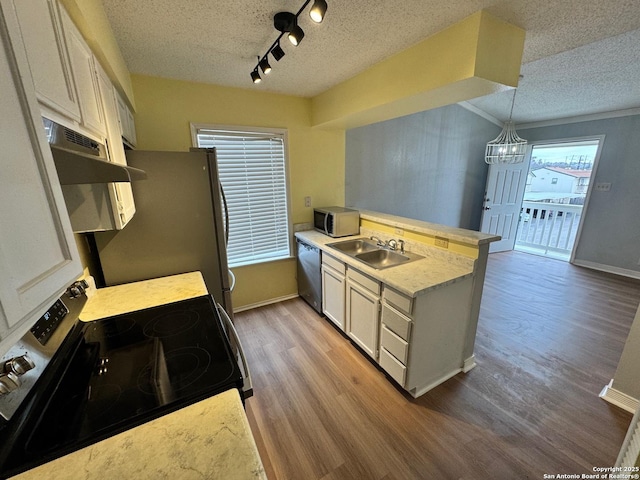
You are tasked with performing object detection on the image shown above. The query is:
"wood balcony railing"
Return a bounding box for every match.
[516,201,583,259]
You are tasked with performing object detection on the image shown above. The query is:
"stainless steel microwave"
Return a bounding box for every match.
[313,207,360,237]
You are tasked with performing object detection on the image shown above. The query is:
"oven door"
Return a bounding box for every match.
[215,302,253,398]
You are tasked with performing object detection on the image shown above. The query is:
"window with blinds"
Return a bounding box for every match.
[194,126,291,267]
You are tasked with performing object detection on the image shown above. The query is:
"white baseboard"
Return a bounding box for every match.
[572,259,640,280]
[463,355,477,373]
[600,379,640,413]
[410,368,462,398]
[234,294,299,313]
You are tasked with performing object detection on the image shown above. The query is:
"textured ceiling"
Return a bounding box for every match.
[102,0,640,124]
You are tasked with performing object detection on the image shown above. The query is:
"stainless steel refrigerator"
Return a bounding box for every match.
[94,149,233,315]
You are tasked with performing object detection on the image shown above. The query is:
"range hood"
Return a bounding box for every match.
[51,145,147,184]
[43,118,147,185]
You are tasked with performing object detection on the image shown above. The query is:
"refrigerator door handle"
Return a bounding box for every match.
[228,269,236,292]
[217,302,253,397]
[220,182,229,247]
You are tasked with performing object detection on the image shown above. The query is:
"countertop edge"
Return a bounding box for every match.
[295,231,474,297]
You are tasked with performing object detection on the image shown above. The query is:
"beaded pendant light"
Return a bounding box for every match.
[485,85,527,165]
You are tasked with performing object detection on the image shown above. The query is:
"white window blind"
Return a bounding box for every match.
[195,127,291,267]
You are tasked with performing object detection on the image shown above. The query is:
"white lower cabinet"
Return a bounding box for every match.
[321,254,346,330]
[379,300,412,387]
[346,268,381,360]
[381,280,474,397]
[314,238,477,398]
[379,346,406,386]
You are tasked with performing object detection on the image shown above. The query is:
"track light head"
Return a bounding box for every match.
[259,57,272,75]
[288,24,305,46]
[250,69,261,83]
[309,0,327,23]
[271,43,285,61]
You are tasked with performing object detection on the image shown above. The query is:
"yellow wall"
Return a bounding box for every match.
[131,75,345,309]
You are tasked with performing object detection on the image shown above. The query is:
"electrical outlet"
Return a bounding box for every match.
[435,236,449,249]
[395,227,404,236]
[595,182,612,192]
[304,196,311,207]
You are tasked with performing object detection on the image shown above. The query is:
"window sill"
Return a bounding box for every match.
[229,254,295,269]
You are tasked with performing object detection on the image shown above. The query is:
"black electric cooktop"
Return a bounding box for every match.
[0,295,243,477]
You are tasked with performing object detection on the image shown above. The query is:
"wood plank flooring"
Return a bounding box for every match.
[235,251,640,479]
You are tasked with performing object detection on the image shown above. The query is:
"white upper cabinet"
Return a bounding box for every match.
[10,0,80,122]
[0,1,82,356]
[60,6,106,138]
[95,62,136,228]
[116,91,137,147]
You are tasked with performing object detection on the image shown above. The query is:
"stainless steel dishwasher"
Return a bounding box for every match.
[296,238,322,314]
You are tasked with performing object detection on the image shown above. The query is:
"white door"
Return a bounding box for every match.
[480,155,530,253]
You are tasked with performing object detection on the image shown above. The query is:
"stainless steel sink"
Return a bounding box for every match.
[355,249,411,269]
[327,237,423,269]
[327,238,379,255]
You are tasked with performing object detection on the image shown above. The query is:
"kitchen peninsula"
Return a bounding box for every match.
[296,210,499,398]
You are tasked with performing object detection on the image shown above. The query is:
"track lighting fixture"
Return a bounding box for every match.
[309,0,327,23]
[250,0,328,83]
[259,57,271,75]
[288,23,305,46]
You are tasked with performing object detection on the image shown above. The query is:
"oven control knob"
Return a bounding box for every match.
[0,372,21,396]
[5,355,35,376]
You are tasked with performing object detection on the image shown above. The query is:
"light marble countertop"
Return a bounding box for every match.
[12,389,266,480]
[296,230,474,297]
[80,271,208,321]
[13,272,266,480]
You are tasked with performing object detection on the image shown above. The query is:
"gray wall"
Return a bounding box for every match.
[520,114,640,274]
[345,104,500,230]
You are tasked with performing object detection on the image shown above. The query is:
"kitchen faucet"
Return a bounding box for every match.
[370,236,405,253]
[386,239,405,253]
[370,236,384,247]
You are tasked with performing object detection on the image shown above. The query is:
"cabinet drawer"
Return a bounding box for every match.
[322,252,345,274]
[383,286,413,316]
[379,347,406,386]
[347,267,380,295]
[380,325,408,364]
[381,303,411,341]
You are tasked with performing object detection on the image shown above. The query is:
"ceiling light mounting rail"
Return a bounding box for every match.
[250,0,327,84]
